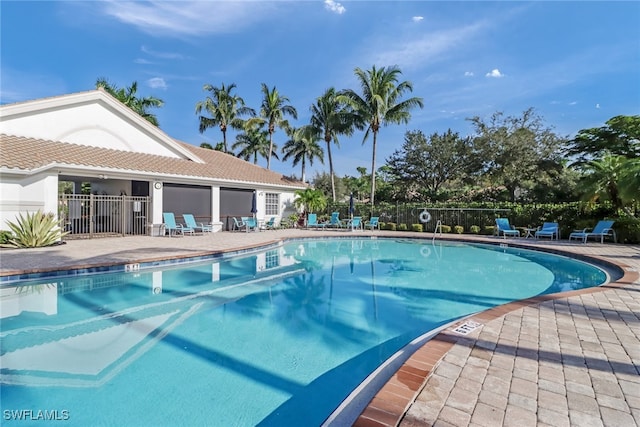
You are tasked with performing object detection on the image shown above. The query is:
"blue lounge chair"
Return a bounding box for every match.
[306,213,325,229]
[162,212,194,237]
[328,212,345,228]
[535,222,559,240]
[263,217,277,230]
[495,218,520,238]
[241,216,259,232]
[348,216,363,231]
[364,216,379,231]
[569,220,616,243]
[182,214,212,234]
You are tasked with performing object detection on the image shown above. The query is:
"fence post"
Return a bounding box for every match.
[122,195,127,237]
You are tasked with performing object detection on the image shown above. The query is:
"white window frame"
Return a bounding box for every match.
[265,193,279,216]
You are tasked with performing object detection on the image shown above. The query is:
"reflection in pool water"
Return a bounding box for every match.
[0,239,606,426]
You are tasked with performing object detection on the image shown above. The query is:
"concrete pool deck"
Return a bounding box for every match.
[1,229,639,427]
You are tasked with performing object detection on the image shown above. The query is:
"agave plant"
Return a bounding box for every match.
[5,210,68,248]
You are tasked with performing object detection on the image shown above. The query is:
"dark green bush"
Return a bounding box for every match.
[385,222,396,231]
[440,225,452,233]
[482,226,495,235]
[397,223,408,231]
[612,216,640,244]
[0,230,13,244]
[411,224,423,232]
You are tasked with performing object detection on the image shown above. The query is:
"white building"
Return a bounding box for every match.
[0,89,306,236]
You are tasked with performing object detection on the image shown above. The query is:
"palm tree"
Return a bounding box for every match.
[619,157,640,206]
[232,123,276,165]
[293,188,327,215]
[257,83,298,169]
[579,153,626,210]
[95,78,164,126]
[309,87,355,201]
[195,83,255,153]
[282,126,324,183]
[339,66,423,211]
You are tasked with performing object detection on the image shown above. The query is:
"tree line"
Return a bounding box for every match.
[95,71,638,216]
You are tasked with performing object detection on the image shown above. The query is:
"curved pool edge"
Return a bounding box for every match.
[1,232,638,427]
[346,240,639,427]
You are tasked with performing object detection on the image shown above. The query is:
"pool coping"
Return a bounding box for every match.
[349,244,639,427]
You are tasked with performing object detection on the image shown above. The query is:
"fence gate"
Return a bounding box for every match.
[59,194,151,238]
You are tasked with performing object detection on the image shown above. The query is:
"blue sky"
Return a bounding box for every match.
[2,1,639,179]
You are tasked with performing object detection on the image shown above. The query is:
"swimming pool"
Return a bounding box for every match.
[0,238,607,426]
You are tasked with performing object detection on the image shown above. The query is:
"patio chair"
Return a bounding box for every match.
[569,220,616,243]
[242,216,259,232]
[182,214,212,234]
[348,216,363,231]
[535,222,559,240]
[364,216,379,231]
[328,212,345,228]
[162,212,193,237]
[306,213,325,229]
[231,217,245,232]
[495,218,520,239]
[263,217,277,230]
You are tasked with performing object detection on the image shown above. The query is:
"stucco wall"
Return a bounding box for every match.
[0,101,181,158]
[0,173,58,231]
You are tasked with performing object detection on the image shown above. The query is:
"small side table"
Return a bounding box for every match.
[524,228,537,239]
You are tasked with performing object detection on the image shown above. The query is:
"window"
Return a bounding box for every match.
[265,193,279,216]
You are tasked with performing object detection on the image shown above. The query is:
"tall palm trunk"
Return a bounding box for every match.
[222,128,228,153]
[267,132,274,169]
[370,131,378,215]
[326,136,336,202]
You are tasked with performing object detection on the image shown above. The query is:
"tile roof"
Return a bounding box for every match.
[0,134,306,189]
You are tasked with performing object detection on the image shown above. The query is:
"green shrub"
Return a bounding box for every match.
[453,225,464,234]
[385,222,396,231]
[470,225,481,234]
[5,210,68,248]
[378,222,386,229]
[411,224,423,232]
[397,223,408,231]
[0,230,13,244]
[482,225,495,235]
[440,225,452,233]
[612,216,640,244]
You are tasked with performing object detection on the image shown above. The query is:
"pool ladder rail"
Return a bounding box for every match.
[432,220,443,242]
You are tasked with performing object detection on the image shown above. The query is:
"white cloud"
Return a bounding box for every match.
[134,58,154,65]
[141,46,185,60]
[324,0,346,14]
[464,71,474,77]
[99,1,274,36]
[569,101,577,105]
[596,103,601,109]
[412,16,424,22]
[363,20,489,71]
[147,77,167,89]
[485,69,504,78]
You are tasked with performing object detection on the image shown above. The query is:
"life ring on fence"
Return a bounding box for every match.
[419,210,431,223]
[420,246,431,257]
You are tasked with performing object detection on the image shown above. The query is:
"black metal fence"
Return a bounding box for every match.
[325,203,511,232]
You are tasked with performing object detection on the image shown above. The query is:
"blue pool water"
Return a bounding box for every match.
[0,239,607,426]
